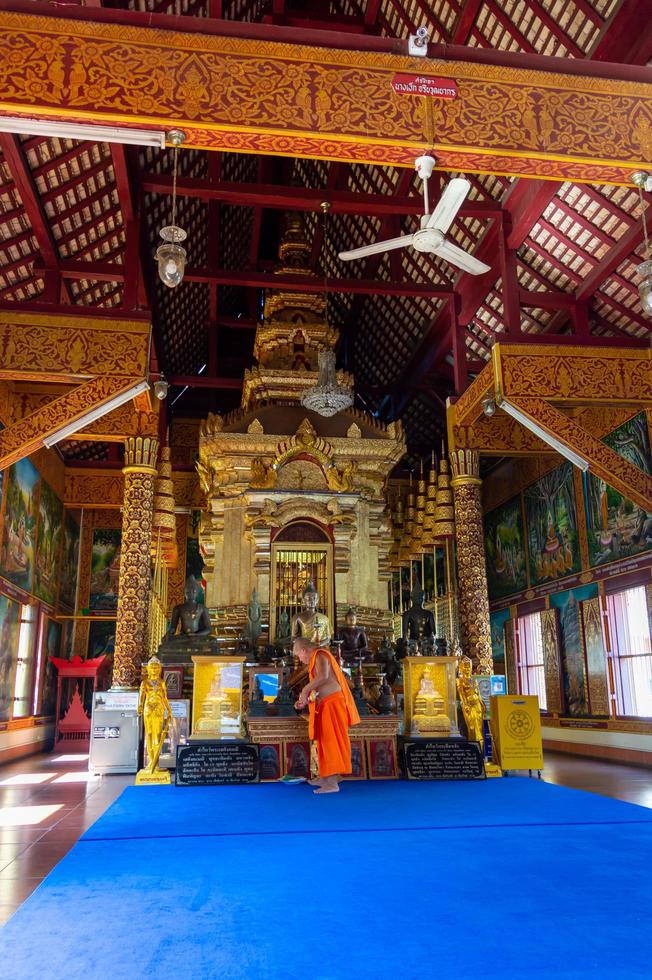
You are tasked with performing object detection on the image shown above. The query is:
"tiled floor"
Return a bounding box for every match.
[0,748,649,926]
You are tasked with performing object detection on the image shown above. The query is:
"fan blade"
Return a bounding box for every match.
[338,234,415,262]
[426,178,470,232]
[432,240,492,276]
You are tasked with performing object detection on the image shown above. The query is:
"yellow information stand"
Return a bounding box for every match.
[490,695,544,773]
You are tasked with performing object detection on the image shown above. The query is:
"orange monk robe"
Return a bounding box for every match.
[308,647,361,778]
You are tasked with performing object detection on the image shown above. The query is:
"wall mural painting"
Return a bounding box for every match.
[1,459,40,594]
[34,480,64,607]
[524,462,581,586]
[59,513,80,611]
[483,496,528,601]
[88,620,116,660]
[90,529,122,612]
[549,584,597,717]
[41,618,62,717]
[584,412,652,568]
[490,607,511,665]
[0,595,20,722]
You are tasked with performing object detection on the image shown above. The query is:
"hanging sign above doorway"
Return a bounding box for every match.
[391,75,459,99]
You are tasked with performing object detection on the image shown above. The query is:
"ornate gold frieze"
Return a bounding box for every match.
[1,11,650,182]
[540,608,562,714]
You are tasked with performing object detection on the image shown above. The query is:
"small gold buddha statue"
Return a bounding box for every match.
[136,657,172,784]
[412,664,451,735]
[456,656,485,746]
[291,580,331,645]
[196,665,233,735]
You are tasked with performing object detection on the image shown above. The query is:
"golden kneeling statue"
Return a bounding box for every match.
[136,657,172,785]
[456,656,485,746]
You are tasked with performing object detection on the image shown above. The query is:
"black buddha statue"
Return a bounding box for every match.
[336,608,369,662]
[158,576,218,664]
[400,584,436,657]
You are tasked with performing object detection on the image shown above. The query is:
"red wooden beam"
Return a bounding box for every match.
[575,220,646,302]
[450,0,483,43]
[0,134,58,268]
[141,175,501,220]
[518,289,576,309]
[46,260,454,298]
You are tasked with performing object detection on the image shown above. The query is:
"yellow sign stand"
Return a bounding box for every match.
[490,695,544,772]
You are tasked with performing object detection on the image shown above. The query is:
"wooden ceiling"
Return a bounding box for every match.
[0,0,649,463]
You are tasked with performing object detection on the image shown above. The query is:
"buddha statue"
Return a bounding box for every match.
[247,675,268,718]
[275,608,291,644]
[456,656,485,748]
[336,608,369,662]
[291,580,331,645]
[411,665,451,735]
[243,588,262,648]
[159,576,218,664]
[401,584,436,655]
[378,635,401,685]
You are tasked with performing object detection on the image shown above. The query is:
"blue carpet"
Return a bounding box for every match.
[3,823,652,979]
[82,777,652,841]
[3,780,652,979]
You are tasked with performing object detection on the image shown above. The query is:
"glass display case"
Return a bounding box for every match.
[190,655,246,740]
[402,656,459,737]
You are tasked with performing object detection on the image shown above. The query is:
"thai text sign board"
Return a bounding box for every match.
[391,74,458,99]
[401,738,485,780]
[176,741,259,785]
[490,695,544,771]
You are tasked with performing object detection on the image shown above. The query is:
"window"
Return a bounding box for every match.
[607,586,652,718]
[516,611,547,710]
[12,603,37,720]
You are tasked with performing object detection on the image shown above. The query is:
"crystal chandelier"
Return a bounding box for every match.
[633,171,652,316]
[155,130,187,288]
[301,349,353,417]
[300,202,354,418]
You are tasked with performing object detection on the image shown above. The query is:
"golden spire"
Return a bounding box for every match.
[433,442,455,540]
[410,458,427,557]
[421,450,438,547]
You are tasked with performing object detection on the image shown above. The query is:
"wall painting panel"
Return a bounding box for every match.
[89,529,122,612]
[1,458,40,594]
[584,412,652,568]
[483,496,527,601]
[0,594,20,721]
[59,513,80,611]
[524,462,581,586]
[34,479,63,606]
[549,584,598,716]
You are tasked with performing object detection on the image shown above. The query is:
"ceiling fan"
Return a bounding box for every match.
[338,155,491,277]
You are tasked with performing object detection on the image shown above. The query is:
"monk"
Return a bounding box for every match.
[293,637,360,794]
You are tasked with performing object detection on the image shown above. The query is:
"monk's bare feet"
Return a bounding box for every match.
[308,778,323,787]
[314,776,340,794]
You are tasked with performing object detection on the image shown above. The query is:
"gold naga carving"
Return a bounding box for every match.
[250,456,276,489]
[0,10,649,182]
[325,460,357,492]
[196,457,239,496]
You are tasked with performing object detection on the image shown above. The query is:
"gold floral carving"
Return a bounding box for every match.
[540,608,562,714]
[167,513,189,616]
[0,376,144,472]
[112,437,159,689]
[0,311,149,380]
[449,450,492,675]
[0,12,649,182]
[65,470,124,509]
[581,597,610,716]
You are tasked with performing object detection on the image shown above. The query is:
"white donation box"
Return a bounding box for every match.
[89,691,141,775]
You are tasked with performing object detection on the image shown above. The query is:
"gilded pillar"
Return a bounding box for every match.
[112,436,159,689]
[449,449,492,675]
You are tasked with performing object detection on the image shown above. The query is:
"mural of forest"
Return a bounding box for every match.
[34,479,64,606]
[550,584,597,716]
[90,529,122,612]
[59,513,80,610]
[524,462,581,586]
[1,459,39,593]
[584,413,652,568]
[40,618,62,717]
[484,496,527,600]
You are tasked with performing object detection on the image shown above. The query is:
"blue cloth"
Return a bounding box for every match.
[2,780,651,979]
